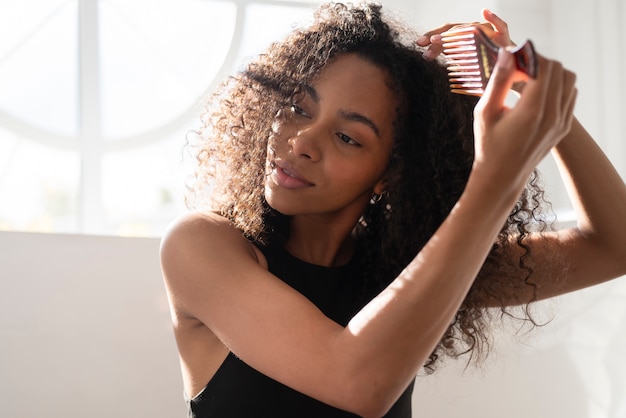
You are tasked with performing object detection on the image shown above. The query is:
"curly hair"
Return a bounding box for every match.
[187,2,559,371]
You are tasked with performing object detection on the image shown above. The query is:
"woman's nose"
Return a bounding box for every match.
[288,127,322,161]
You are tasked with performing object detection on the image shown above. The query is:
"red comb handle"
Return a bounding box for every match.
[511,40,538,79]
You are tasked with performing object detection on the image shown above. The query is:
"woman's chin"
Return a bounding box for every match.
[264,189,294,216]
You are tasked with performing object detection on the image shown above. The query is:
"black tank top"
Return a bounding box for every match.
[187,244,415,417]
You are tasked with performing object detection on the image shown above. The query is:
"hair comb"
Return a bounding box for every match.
[441,26,538,96]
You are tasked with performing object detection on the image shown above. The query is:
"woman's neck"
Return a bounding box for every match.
[285,214,358,267]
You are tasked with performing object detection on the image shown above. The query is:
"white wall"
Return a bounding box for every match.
[412,280,626,417]
[0,231,185,417]
[1,232,625,418]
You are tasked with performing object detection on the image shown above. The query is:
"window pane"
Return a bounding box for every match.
[0,127,80,232]
[101,132,189,236]
[99,0,237,139]
[0,0,78,136]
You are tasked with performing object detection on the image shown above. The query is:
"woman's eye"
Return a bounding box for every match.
[290,104,309,118]
[337,133,361,146]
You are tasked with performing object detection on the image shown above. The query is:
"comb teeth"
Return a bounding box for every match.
[440,26,538,97]
[441,26,496,96]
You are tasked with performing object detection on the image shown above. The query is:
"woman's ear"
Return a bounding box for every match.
[374,165,400,196]
[373,179,387,196]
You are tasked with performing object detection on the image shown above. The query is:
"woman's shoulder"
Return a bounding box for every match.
[162,210,239,236]
[162,210,253,248]
[160,211,267,283]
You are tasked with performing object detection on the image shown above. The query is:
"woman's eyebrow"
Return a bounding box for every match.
[338,110,381,138]
[303,84,319,102]
[305,84,381,138]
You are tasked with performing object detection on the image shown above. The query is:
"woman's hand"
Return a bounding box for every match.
[419,9,577,188]
[417,9,514,60]
[471,49,578,191]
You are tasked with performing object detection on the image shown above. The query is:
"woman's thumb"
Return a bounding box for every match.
[479,48,516,113]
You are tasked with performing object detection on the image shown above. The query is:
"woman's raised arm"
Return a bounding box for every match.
[162,49,579,417]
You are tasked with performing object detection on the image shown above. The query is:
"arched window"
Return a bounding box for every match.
[0,0,319,236]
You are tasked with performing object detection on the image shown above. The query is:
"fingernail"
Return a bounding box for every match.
[416,35,428,45]
[422,50,435,60]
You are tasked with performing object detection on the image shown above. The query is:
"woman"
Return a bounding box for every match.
[160,3,626,417]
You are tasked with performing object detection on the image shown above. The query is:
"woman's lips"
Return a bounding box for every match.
[271,161,314,189]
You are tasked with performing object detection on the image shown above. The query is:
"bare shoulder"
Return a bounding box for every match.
[161,211,265,268]
[162,211,259,257]
[160,211,267,319]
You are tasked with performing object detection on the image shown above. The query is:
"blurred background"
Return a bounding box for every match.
[0,0,624,417]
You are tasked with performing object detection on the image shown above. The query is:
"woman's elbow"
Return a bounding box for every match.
[339,378,400,418]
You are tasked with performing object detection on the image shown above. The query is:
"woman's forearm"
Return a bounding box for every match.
[338,164,526,415]
[553,118,626,238]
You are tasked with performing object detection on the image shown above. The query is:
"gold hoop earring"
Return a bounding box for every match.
[371,190,388,204]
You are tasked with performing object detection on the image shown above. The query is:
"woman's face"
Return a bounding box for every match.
[265,53,397,220]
